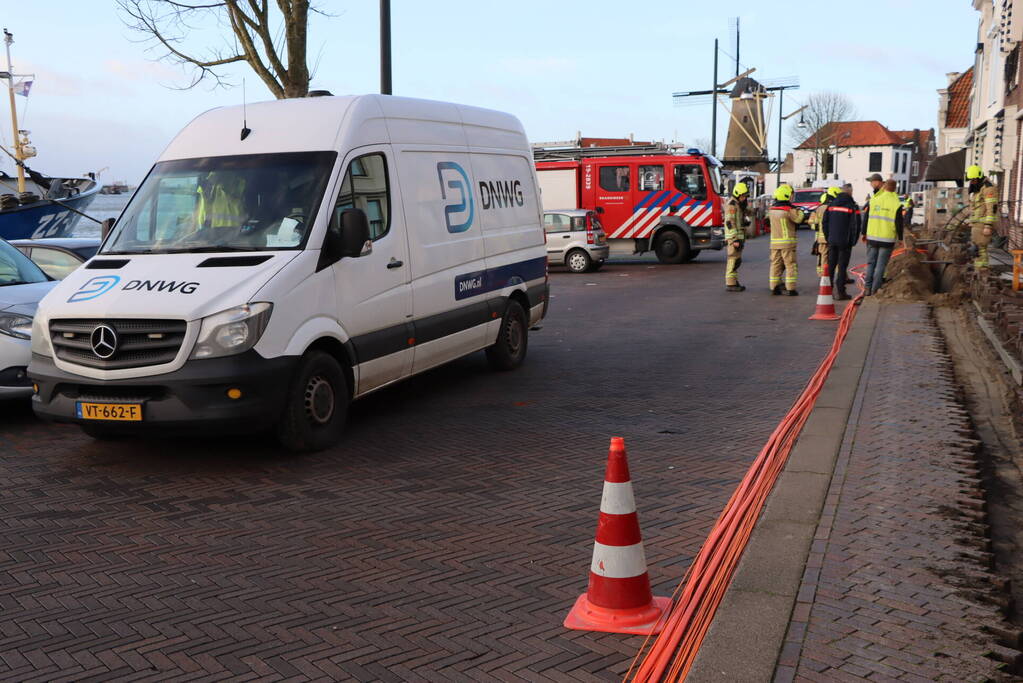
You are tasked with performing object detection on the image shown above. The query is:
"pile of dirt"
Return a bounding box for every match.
[875,248,934,301]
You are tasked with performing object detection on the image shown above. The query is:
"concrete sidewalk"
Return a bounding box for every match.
[691,301,1021,682]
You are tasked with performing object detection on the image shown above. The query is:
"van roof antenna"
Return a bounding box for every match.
[240,78,251,141]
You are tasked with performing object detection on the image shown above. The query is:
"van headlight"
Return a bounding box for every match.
[30,316,50,356]
[0,312,33,340]
[190,303,273,359]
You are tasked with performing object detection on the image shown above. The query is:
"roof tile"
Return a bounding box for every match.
[945,67,972,129]
[796,121,906,149]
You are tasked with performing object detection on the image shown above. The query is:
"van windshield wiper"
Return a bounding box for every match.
[100,249,161,255]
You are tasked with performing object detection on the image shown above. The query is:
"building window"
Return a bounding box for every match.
[869,152,882,173]
[912,161,920,176]
[824,153,835,175]
[599,166,630,192]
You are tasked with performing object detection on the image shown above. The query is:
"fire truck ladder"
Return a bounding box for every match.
[532,142,684,162]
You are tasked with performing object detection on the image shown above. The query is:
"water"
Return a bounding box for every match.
[74,193,131,237]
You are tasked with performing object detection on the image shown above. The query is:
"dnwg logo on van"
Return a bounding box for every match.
[437,161,474,233]
[68,275,121,303]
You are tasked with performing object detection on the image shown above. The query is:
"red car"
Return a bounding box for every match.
[791,188,827,229]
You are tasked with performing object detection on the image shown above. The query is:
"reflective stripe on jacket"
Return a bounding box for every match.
[724,198,748,242]
[866,191,901,243]
[768,203,803,248]
[970,184,998,225]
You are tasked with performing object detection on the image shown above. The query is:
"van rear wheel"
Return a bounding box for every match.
[654,229,690,264]
[276,350,349,452]
[486,300,528,371]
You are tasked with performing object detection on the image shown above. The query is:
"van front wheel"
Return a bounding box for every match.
[486,300,528,371]
[276,350,349,452]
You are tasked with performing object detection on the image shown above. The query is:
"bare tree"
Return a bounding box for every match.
[787,92,857,182]
[118,0,318,99]
[693,137,713,153]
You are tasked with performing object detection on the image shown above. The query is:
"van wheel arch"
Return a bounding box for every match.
[306,336,355,400]
[507,289,530,315]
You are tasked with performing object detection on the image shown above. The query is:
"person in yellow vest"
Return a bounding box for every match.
[902,194,915,226]
[724,182,751,292]
[768,184,805,295]
[810,189,837,276]
[966,165,998,269]
[861,179,904,295]
[196,172,247,232]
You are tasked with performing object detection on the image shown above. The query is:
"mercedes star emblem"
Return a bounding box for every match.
[90,324,118,359]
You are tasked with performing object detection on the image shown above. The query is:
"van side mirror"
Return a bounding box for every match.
[318,208,372,272]
[595,206,605,214]
[100,218,115,239]
[339,209,372,257]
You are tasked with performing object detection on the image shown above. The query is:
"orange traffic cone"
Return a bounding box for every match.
[809,262,840,321]
[564,437,672,635]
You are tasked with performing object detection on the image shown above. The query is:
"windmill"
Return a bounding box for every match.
[671,19,801,180]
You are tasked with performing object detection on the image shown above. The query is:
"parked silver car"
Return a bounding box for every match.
[543,209,609,273]
[0,240,57,398]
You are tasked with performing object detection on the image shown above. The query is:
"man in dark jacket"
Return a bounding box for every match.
[822,185,860,300]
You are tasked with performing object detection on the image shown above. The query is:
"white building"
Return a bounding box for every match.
[784,121,914,204]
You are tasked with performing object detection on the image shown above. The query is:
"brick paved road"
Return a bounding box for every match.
[0,233,838,681]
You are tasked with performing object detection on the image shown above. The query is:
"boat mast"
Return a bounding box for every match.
[3,29,24,193]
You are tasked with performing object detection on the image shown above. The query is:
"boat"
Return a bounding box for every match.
[98,181,129,195]
[0,30,100,240]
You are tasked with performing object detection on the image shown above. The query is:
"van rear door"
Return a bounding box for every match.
[329,147,413,393]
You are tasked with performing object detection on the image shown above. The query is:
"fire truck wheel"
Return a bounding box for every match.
[654,229,690,264]
[565,249,592,273]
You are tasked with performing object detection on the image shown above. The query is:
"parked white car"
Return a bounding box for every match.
[29,94,549,450]
[0,240,57,398]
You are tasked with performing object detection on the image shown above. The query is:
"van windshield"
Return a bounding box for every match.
[102,151,337,254]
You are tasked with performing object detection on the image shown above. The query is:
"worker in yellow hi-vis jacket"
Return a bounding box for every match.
[724,182,751,292]
[966,165,998,269]
[768,185,805,296]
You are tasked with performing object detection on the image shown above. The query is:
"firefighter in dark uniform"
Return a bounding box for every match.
[725,182,751,292]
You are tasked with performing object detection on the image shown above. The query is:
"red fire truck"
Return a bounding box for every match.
[534,143,726,263]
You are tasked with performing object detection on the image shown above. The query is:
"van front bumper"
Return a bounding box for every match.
[29,351,298,434]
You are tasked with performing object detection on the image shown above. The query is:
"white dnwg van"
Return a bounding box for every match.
[29,95,549,451]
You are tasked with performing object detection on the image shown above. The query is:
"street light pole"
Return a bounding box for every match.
[776,88,784,186]
[711,39,718,157]
[380,0,392,95]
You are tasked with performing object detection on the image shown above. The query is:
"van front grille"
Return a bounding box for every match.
[49,319,187,370]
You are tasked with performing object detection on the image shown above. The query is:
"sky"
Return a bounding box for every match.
[3,1,980,185]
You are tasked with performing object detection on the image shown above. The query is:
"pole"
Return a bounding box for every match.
[3,30,23,193]
[776,88,783,186]
[380,0,392,95]
[735,18,740,78]
[712,40,720,158]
